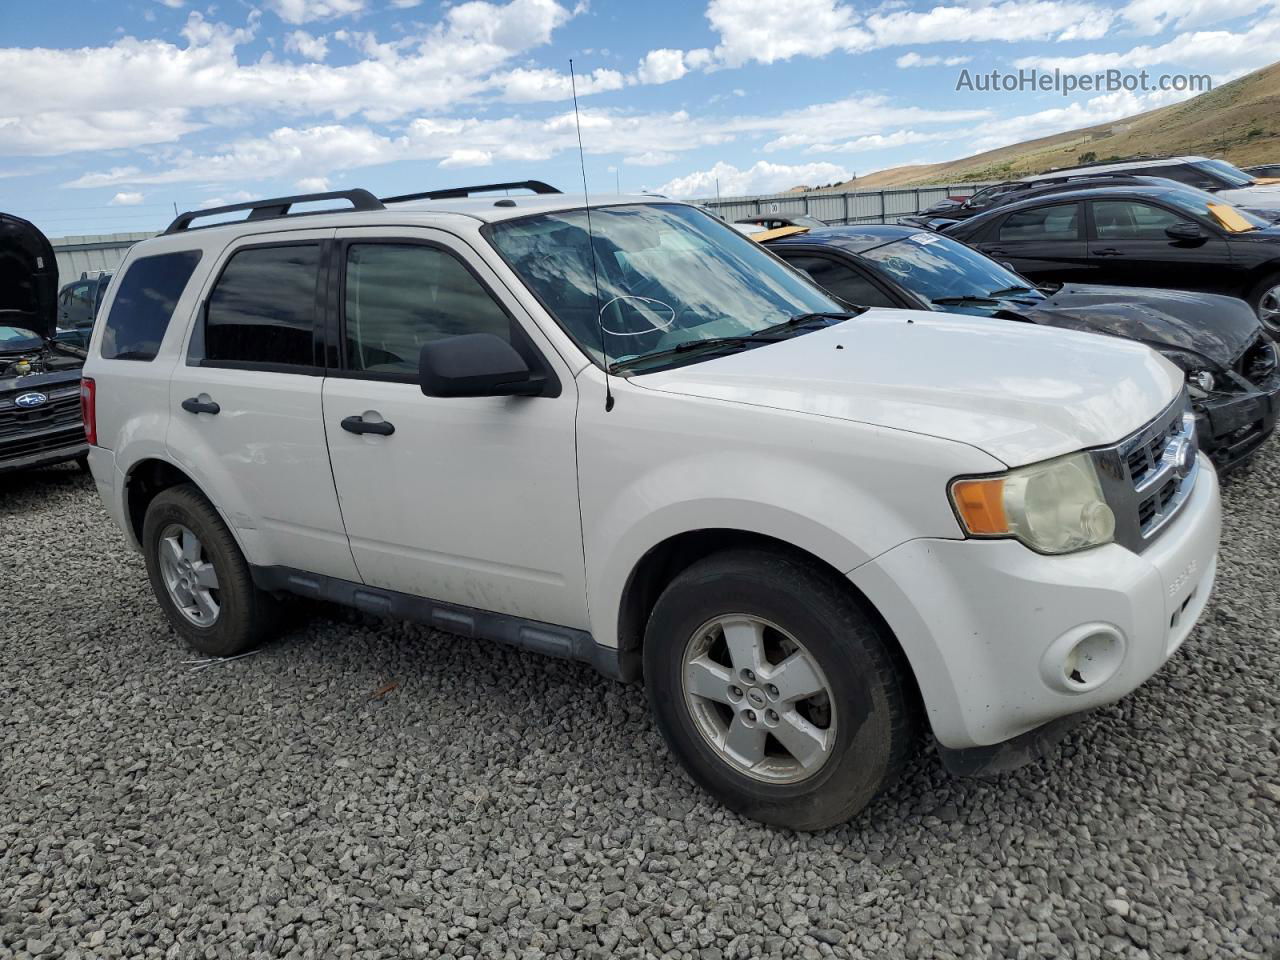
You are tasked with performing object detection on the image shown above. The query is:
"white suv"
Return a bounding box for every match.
[82,183,1221,829]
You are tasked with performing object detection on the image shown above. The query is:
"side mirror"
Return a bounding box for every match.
[1002,261,1017,272]
[1165,222,1205,241]
[418,333,544,398]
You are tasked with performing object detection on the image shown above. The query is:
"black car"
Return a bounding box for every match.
[944,183,1280,336]
[765,224,1280,470]
[1245,164,1280,179]
[56,271,112,349]
[0,213,88,474]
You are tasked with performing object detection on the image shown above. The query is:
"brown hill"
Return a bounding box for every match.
[846,60,1280,188]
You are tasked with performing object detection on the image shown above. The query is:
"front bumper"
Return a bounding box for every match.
[850,455,1221,751]
[0,437,87,474]
[1194,377,1280,471]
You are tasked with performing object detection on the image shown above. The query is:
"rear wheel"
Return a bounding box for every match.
[1248,272,1280,338]
[643,549,918,830]
[142,484,281,657]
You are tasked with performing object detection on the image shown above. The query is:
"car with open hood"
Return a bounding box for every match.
[0,212,88,474]
[84,182,1220,830]
[944,183,1280,335]
[764,224,1279,471]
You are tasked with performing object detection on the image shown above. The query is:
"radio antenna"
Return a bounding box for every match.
[570,58,613,412]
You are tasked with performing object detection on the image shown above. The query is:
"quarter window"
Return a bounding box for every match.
[999,203,1080,242]
[342,243,511,375]
[1092,200,1189,240]
[205,244,320,368]
[100,251,202,361]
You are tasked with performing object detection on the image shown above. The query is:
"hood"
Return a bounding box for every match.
[1021,283,1262,368]
[1216,185,1280,210]
[0,213,58,340]
[635,309,1182,467]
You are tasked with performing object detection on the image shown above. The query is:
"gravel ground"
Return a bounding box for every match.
[1,450,1278,960]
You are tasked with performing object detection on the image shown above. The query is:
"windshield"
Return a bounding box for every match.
[0,324,43,347]
[1195,158,1255,188]
[859,233,1041,306]
[1159,186,1269,230]
[486,203,843,371]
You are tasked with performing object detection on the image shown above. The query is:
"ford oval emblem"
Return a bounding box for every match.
[15,392,48,409]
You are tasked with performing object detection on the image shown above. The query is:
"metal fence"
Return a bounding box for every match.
[50,232,153,283]
[699,184,991,225]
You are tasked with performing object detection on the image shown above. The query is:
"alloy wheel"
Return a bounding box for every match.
[1259,283,1280,337]
[157,523,221,627]
[681,614,836,784]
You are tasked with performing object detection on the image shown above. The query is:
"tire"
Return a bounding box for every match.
[141,484,282,657]
[1247,271,1280,339]
[643,548,918,831]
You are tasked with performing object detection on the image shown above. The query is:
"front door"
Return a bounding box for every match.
[1085,198,1235,294]
[322,228,587,630]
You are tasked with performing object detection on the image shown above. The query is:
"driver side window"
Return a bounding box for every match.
[343,243,512,376]
[1091,200,1189,240]
[783,255,898,308]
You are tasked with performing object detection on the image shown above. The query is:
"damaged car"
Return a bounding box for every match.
[1,212,88,474]
[765,224,1280,470]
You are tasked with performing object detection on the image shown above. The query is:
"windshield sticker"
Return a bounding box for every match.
[1206,203,1257,233]
[909,232,941,245]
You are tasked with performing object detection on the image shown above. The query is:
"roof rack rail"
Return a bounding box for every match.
[1037,154,1175,175]
[164,188,385,235]
[381,180,561,203]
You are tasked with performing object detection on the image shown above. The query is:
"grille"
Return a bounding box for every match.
[0,384,85,457]
[1114,396,1198,543]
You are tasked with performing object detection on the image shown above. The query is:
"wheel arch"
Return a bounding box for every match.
[124,457,200,547]
[613,528,922,715]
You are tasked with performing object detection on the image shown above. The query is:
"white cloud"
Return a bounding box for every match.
[803,129,954,153]
[264,0,366,25]
[156,0,186,7]
[708,0,870,66]
[1121,0,1274,33]
[390,0,424,6]
[624,151,677,166]
[109,191,145,205]
[1013,18,1280,78]
[896,52,971,68]
[635,48,711,85]
[655,160,852,199]
[0,1,582,156]
[197,191,256,209]
[295,176,330,191]
[284,30,329,61]
[439,148,493,168]
[494,65,626,101]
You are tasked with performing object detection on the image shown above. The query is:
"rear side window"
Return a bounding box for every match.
[998,203,1080,242]
[783,255,899,308]
[100,251,202,361]
[205,244,320,368]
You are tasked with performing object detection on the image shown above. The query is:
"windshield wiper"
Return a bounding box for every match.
[930,295,999,306]
[752,310,864,336]
[985,285,1038,298]
[607,335,786,374]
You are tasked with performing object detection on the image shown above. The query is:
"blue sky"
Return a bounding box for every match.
[1,0,1277,238]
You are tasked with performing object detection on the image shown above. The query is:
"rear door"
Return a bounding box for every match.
[168,229,361,582]
[974,201,1091,282]
[1085,198,1235,293]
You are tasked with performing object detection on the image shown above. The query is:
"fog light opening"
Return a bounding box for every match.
[1063,630,1123,690]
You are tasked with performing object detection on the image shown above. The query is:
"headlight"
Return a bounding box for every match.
[950,451,1116,555]
[1187,370,1215,396]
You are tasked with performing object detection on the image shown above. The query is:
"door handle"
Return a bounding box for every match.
[341,414,395,437]
[181,397,221,415]
[1091,247,1123,256]
[986,247,1010,256]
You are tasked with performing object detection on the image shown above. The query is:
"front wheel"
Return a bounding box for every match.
[643,549,919,830]
[1248,271,1280,339]
[141,484,281,657]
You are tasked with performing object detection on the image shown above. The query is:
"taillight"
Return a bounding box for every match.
[80,377,97,446]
